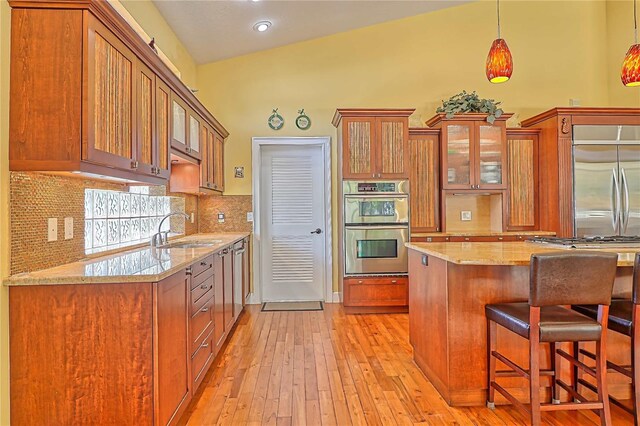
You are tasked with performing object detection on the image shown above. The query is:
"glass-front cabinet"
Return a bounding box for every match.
[428,113,510,190]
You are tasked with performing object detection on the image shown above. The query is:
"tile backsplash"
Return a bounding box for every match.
[199,195,253,233]
[10,172,198,275]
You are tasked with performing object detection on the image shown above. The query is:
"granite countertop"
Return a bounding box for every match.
[4,233,250,286]
[406,241,638,266]
[410,231,556,237]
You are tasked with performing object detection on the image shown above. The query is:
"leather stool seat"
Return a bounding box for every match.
[573,300,633,337]
[486,303,603,342]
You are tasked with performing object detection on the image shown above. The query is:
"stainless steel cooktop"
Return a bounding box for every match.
[528,236,640,249]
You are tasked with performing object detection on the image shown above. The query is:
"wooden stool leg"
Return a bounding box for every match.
[530,308,541,425]
[573,341,581,401]
[487,319,496,409]
[632,306,640,426]
[596,307,612,426]
[550,342,560,404]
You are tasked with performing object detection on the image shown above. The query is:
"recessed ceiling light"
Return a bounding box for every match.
[253,21,271,32]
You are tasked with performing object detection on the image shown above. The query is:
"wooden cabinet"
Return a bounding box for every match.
[235,238,251,306]
[222,247,234,330]
[155,269,191,426]
[333,109,414,179]
[212,130,225,192]
[85,14,137,172]
[426,113,512,191]
[506,129,540,230]
[343,277,408,311]
[8,1,228,185]
[213,252,225,351]
[408,128,440,232]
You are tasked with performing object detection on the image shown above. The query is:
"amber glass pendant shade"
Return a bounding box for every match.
[486,38,513,83]
[621,43,640,87]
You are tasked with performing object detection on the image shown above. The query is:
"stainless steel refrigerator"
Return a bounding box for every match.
[573,125,640,237]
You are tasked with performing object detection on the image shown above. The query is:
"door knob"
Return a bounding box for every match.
[310,228,322,235]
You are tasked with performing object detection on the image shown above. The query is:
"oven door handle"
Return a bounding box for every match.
[345,225,409,231]
[344,194,408,200]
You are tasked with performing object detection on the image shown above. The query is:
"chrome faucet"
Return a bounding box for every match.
[151,212,190,247]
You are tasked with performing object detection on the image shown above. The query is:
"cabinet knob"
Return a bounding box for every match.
[131,161,139,169]
[357,280,363,284]
[186,146,191,153]
[185,267,192,275]
[201,306,209,313]
[391,280,397,284]
[498,237,503,241]
[201,342,210,348]
[201,261,208,266]
[201,283,209,290]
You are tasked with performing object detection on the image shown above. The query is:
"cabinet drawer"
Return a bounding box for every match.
[191,269,214,305]
[191,296,214,355]
[191,255,214,282]
[411,236,450,242]
[344,277,408,307]
[192,326,215,392]
[449,236,518,242]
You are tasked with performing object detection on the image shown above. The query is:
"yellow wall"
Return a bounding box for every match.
[606,0,640,106]
[1,0,10,423]
[120,0,197,88]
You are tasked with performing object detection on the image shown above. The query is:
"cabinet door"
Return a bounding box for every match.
[85,15,136,171]
[441,123,474,189]
[242,238,250,303]
[409,134,440,232]
[213,253,225,349]
[476,122,507,189]
[342,117,376,179]
[506,133,538,230]
[156,79,171,179]
[199,124,210,189]
[188,111,202,160]
[212,131,225,192]
[207,130,216,190]
[377,117,409,178]
[155,269,191,426]
[223,248,234,329]
[135,61,156,177]
[171,93,188,154]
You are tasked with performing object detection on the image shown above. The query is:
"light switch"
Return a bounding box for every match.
[218,213,225,223]
[64,217,73,240]
[246,212,254,222]
[461,211,472,221]
[47,218,58,242]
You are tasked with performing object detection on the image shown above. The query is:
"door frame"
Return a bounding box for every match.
[250,136,333,304]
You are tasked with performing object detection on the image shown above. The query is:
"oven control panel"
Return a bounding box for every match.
[343,180,409,195]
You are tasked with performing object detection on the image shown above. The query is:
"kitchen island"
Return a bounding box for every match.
[407,241,637,407]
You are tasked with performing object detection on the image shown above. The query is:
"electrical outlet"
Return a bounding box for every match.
[190,212,195,224]
[218,213,225,223]
[461,211,472,221]
[64,217,73,240]
[47,218,58,242]
[247,212,254,222]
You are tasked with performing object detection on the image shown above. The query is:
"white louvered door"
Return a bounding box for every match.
[261,145,325,301]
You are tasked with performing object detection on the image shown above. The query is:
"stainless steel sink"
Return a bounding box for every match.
[160,241,221,249]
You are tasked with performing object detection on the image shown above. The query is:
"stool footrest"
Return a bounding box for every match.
[579,348,632,378]
[490,381,530,416]
[540,402,603,412]
[557,379,587,403]
[577,378,635,415]
[557,349,596,378]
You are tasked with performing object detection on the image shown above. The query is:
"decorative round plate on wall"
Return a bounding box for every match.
[295,109,311,130]
[268,109,284,130]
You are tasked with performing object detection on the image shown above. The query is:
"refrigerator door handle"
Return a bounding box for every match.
[621,167,630,233]
[612,168,621,233]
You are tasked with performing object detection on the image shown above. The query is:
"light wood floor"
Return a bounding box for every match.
[180,304,634,425]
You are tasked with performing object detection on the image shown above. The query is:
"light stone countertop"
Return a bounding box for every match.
[410,231,556,238]
[406,241,639,266]
[4,233,250,286]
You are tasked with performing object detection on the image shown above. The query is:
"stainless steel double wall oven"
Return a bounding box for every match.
[343,180,409,275]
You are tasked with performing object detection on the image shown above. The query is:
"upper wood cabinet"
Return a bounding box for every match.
[505,129,540,231]
[426,113,512,191]
[408,128,440,232]
[8,1,228,185]
[212,131,225,192]
[333,109,414,179]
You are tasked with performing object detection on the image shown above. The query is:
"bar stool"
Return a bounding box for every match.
[572,252,640,425]
[485,252,618,425]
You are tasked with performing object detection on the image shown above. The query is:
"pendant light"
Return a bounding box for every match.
[485,0,513,84]
[621,0,640,87]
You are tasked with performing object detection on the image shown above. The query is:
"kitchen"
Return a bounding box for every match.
[1,0,640,425]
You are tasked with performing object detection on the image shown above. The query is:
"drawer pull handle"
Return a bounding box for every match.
[201,342,209,348]
[186,267,192,275]
[200,284,210,290]
[357,280,363,284]
[201,307,209,313]
[201,261,208,266]
[391,280,397,284]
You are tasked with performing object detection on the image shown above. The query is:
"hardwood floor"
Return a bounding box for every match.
[180,304,634,425]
